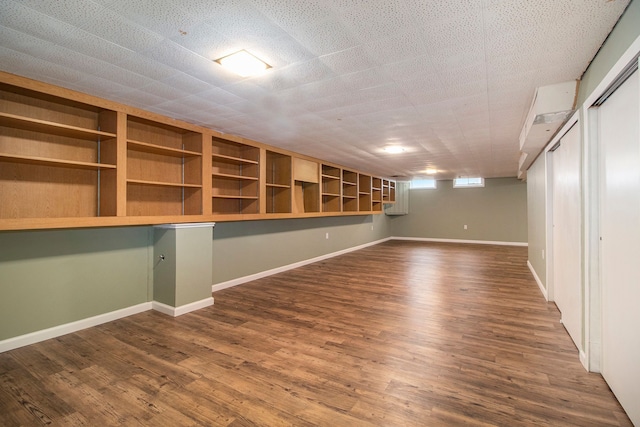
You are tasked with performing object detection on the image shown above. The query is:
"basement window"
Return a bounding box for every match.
[453,177,484,188]
[411,178,437,189]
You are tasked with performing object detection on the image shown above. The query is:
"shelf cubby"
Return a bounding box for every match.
[126,116,203,216]
[266,151,292,213]
[372,176,382,211]
[358,174,372,211]
[342,169,358,212]
[212,137,260,214]
[294,181,320,213]
[322,164,341,212]
[382,179,391,202]
[0,81,118,219]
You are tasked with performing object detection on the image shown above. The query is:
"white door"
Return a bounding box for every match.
[551,124,582,350]
[598,68,640,426]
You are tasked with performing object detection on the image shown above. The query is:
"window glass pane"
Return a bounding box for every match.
[453,177,484,188]
[411,178,437,189]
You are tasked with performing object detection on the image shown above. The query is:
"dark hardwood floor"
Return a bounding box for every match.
[0,241,632,426]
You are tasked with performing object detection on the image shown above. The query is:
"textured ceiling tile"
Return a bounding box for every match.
[0,25,59,59]
[362,28,431,65]
[380,55,437,83]
[197,1,286,43]
[158,73,212,95]
[72,74,135,100]
[274,58,335,87]
[407,0,482,23]
[111,89,168,109]
[18,0,164,53]
[197,87,246,106]
[0,1,73,42]
[101,0,219,38]
[252,0,335,31]
[222,80,270,101]
[0,45,85,84]
[288,18,360,57]
[337,0,418,42]
[320,46,377,76]
[163,21,234,61]
[58,30,138,66]
[420,10,484,57]
[113,53,181,82]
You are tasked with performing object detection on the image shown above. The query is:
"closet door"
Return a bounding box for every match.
[598,69,640,426]
[551,123,582,350]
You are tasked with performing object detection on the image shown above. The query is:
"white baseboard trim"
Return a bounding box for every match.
[391,237,528,247]
[0,302,152,353]
[527,260,548,300]
[579,349,588,371]
[212,237,392,292]
[152,297,214,317]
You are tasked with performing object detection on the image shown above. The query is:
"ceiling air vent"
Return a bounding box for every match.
[517,80,579,179]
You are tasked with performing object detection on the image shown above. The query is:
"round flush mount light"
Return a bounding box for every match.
[425,168,438,175]
[383,146,405,154]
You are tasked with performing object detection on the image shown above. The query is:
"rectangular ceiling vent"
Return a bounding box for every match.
[518,80,579,178]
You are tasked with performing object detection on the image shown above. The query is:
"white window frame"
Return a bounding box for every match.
[410,178,437,189]
[453,177,484,188]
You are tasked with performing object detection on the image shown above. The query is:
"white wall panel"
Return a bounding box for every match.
[598,69,640,426]
[551,123,583,351]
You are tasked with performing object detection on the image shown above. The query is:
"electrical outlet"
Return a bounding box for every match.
[542,249,545,260]
[325,232,329,240]
[371,225,374,231]
[464,224,468,230]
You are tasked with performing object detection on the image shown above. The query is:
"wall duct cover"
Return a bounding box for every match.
[518,80,579,176]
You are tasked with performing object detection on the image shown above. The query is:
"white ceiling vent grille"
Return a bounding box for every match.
[518,80,579,178]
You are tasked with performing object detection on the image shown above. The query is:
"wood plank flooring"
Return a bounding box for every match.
[0,241,632,426]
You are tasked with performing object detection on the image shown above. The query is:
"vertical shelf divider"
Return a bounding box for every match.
[115,111,128,217]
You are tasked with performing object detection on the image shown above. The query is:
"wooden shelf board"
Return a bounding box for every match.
[322,192,340,197]
[359,191,371,195]
[212,195,259,200]
[343,181,357,186]
[0,112,117,140]
[266,183,291,188]
[212,153,259,165]
[322,174,340,180]
[127,140,201,157]
[342,195,357,200]
[127,179,202,188]
[0,153,116,170]
[212,172,259,181]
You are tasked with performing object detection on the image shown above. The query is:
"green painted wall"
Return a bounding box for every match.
[0,226,152,340]
[578,0,640,105]
[0,216,390,342]
[212,214,389,284]
[526,156,547,288]
[175,226,214,306]
[153,228,177,306]
[388,178,528,243]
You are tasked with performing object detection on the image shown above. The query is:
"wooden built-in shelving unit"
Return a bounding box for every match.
[0,71,395,231]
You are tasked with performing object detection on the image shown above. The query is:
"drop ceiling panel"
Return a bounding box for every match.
[0,0,631,179]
